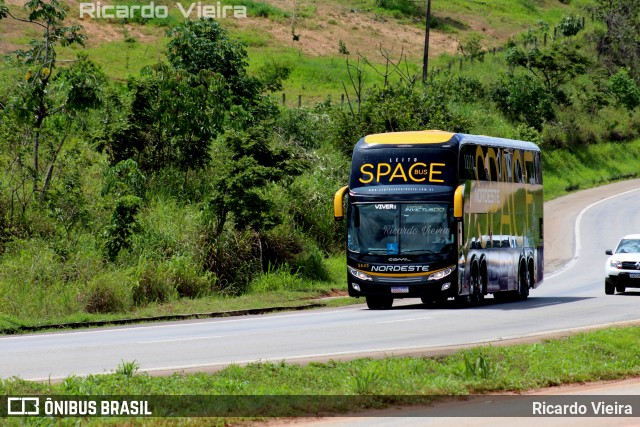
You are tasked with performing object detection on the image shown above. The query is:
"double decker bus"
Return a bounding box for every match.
[333,130,543,309]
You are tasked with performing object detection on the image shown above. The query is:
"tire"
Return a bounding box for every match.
[366,296,393,310]
[605,280,615,295]
[616,284,626,293]
[467,267,484,306]
[517,264,530,301]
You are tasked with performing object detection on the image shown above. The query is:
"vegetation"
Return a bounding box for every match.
[1,2,640,424]
[0,0,640,331]
[0,0,639,331]
[3,326,640,423]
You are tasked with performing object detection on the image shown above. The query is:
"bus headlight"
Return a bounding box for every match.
[428,266,456,281]
[348,266,373,281]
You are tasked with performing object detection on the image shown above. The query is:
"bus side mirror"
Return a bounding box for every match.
[334,185,349,221]
[454,184,464,220]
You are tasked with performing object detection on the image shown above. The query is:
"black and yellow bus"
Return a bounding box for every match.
[334,130,543,309]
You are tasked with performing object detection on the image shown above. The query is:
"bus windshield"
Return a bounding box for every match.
[347,203,454,256]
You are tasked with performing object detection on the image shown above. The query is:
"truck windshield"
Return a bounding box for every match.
[347,203,453,255]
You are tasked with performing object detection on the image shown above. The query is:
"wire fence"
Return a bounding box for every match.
[277,15,589,108]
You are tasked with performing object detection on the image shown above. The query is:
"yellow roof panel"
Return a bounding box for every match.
[364,130,455,145]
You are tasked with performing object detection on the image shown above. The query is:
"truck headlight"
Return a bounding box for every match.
[348,266,373,281]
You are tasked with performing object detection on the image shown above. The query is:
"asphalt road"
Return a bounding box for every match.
[3,180,640,383]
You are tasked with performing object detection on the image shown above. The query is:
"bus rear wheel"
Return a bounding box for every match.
[517,264,530,301]
[366,296,393,310]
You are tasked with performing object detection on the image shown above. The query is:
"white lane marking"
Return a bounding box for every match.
[377,316,433,324]
[546,187,640,280]
[136,336,224,345]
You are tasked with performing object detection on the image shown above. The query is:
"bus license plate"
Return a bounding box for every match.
[630,274,640,279]
[391,286,409,294]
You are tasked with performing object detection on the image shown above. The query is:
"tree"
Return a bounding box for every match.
[0,0,97,222]
[166,19,261,104]
[505,44,590,101]
[489,73,555,130]
[208,126,304,235]
[103,63,228,175]
[556,15,583,37]
[589,0,640,76]
[609,69,640,111]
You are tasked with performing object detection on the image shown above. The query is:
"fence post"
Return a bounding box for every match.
[582,16,585,29]
[341,93,345,105]
[459,57,463,71]
[543,33,547,46]
[298,94,302,108]
[282,93,286,106]
[448,62,452,72]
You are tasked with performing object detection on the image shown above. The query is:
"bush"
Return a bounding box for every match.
[84,271,133,314]
[201,227,262,295]
[104,195,142,261]
[489,73,554,130]
[286,152,348,253]
[166,255,213,298]
[429,72,486,103]
[261,224,305,270]
[331,82,470,155]
[134,261,176,306]
[275,108,329,149]
[609,69,640,111]
[293,243,330,281]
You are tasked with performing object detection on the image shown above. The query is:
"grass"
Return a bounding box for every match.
[0,253,353,334]
[542,138,640,200]
[2,325,640,423]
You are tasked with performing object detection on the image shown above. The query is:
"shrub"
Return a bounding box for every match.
[166,255,213,298]
[331,82,470,155]
[104,195,142,261]
[261,224,305,270]
[201,227,262,295]
[489,73,554,130]
[134,261,176,306]
[286,152,348,253]
[429,72,486,103]
[275,108,329,149]
[84,271,133,314]
[293,243,330,281]
[609,69,640,111]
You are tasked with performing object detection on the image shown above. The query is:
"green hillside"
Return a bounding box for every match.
[2,0,583,102]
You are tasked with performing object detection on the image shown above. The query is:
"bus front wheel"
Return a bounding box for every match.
[366,296,393,310]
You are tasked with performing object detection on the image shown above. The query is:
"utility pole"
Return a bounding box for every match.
[422,0,432,84]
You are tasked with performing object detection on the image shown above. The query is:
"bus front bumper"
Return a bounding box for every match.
[348,275,458,299]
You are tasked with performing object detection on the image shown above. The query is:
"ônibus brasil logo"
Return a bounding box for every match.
[79,2,247,19]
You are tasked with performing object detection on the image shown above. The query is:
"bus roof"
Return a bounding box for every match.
[364,130,455,145]
[360,130,540,152]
